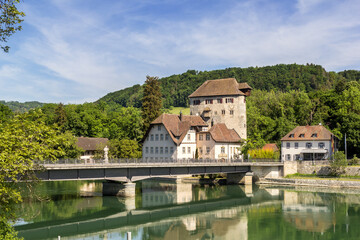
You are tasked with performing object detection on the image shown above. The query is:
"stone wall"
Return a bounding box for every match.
[285,160,360,176]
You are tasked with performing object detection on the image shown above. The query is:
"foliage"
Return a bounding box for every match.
[348,155,359,166]
[248,148,279,160]
[0,100,45,113]
[109,139,141,159]
[0,0,25,52]
[141,76,162,131]
[329,151,348,176]
[0,103,13,123]
[0,109,80,239]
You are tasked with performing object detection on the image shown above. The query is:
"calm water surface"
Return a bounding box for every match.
[14,180,360,240]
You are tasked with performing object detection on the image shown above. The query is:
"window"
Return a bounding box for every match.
[187,134,191,141]
[295,142,299,149]
[286,154,291,161]
[295,154,300,160]
[299,134,305,138]
[311,133,318,138]
[199,147,203,154]
[289,134,294,138]
[182,147,186,154]
[206,134,210,141]
[155,147,159,154]
[158,125,161,131]
[318,142,325,149]
[206,147,210,154]
[286,142,290,149]
[160,134,164,141]
[193,99,201,105]
[145,147,149,153]
[165,147,168,154]
[230,110,234,115]
[217,98,223,103]
[306,142,312,149]
[170,147,174,153]
[160,147,163,154]
[165,134,169,140]
[205,99,213,104]
[150,147,154,154]
[155,134,159,141]
[151,134,154,141]
[199,134,203,141]
[221,110,225,115]
[188,147,191,154]
[226,98,234,103]
[221,147,225,153]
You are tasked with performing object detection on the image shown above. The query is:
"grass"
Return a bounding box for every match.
[166,107,190,115]
[285,173,360,181]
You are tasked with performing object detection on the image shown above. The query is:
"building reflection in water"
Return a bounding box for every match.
[282,191,334,234]
[141,181,193,207]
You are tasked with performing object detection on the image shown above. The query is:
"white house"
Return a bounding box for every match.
[281,125,338,161]
[197,123,242,160]
[142,113,208,160]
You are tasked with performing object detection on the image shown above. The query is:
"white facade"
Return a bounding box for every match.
[281,140,332,161]
[142,124,177,160]
[177,129,197,159]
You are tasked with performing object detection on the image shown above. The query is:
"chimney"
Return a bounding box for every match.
[179,111,182,121]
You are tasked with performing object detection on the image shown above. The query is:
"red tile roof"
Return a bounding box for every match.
[209,123,241,143]
[281,125,334,141]
[151,114,207,145]
[189,78,247,98]
[76,137,109,151]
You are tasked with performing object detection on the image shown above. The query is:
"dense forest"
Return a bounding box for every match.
[98,64,360,108]
[0,100,45,113]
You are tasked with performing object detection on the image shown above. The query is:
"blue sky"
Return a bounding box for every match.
[0,0,359,103]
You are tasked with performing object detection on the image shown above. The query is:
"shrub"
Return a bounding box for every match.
[348,155,359,166]
[329,151,347,176]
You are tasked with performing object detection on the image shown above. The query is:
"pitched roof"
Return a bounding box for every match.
[189,78,246,98]
[76,137,109,151]
[238,82,253,90]
[281,125,334,141]
[262,143,279,151]
[209,123,241,143]
[151,114,207,145]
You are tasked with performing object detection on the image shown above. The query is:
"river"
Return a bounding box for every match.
[13,180,360,240]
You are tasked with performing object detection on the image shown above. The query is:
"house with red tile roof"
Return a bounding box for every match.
[281,125,338,161]
[76,137,109,161]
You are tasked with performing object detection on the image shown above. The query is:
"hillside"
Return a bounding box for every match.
[97,63,360,108]
[0,100,46,113]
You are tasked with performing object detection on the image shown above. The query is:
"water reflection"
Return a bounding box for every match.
[13,180,360,240]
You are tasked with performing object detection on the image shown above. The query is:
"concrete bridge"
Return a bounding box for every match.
[35,159,283,196]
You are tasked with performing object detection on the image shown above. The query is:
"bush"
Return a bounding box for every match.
[329,151,347,176]
[348,155,359,166]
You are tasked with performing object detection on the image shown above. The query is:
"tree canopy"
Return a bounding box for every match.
[0,0,25,52]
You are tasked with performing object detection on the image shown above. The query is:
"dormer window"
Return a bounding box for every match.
[311,133,318,138]
[299,134,305,138]
[289,134,294,138]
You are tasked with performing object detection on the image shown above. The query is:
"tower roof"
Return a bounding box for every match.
[189,78,247,98]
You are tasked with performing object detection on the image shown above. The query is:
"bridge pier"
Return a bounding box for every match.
[102,181,136,197]
[227,172,253,185]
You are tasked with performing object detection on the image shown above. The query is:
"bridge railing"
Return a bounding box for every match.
[37,158,282,166]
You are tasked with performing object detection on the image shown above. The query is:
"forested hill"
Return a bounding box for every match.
[0,100,46,113]
[97,64,360,108]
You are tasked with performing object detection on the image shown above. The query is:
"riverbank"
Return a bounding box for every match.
[260,177,360,188]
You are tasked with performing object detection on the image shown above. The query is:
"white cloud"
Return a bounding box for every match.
[1,0,359,103]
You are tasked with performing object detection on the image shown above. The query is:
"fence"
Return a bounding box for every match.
[36,158,280,166]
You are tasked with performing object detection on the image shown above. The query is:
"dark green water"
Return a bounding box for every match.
[13,180,360,240]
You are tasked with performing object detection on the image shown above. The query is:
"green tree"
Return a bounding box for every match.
[0,110,78,239]
[141,76,162,131]
[0,0,25,52]
[109,139,141,159]
[0,103,13,123]
[329,151,347,176]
